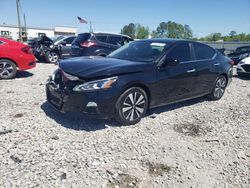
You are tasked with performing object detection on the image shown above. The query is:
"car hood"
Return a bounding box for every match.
[59,56,155,79]
[239,57,250,65]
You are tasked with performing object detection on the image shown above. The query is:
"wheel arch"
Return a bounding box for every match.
[121,82,151,108]
[0,58,18,67]
[220,73,229,85]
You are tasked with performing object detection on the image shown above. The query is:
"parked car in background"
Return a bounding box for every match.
[237,56,250,77]
[46,39,233,125]
[52,35,76,58]
[71,32,133,57]
[28,36,60,64]
[227,46,250,65]
[0,37,36,79]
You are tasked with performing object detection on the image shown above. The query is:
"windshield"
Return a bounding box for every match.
[108,40,171,63]
[52,36,65,43]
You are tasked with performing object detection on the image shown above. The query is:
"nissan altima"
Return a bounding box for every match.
[46,39,233,125]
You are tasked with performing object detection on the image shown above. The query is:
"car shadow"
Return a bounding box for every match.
[41,96,208,132]
[40,102,120,132]
[147,96,207,116]
[16,71,34,78]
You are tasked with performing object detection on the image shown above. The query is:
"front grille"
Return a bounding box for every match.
[242,65,250,72]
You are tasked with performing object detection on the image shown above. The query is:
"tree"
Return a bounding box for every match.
[183,24,193,39]
[153,22,169,38]
[135,24,149,39]
[121,23,150,39]
[229,30,237,37]
[151,21,193,39]
[121,23,136,38]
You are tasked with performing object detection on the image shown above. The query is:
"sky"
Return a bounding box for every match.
[0,0,249,37]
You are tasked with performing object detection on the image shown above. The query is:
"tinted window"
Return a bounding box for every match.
[193,43,216,60]
[64,37,75,44]
[236,46,250,53]
[95,35,108,43]
[167,42,191,62]
[109,36,123,46]
[74,33,91,43]
[0,40,3,44]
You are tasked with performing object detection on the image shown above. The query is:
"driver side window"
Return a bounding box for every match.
[166,43,191,62]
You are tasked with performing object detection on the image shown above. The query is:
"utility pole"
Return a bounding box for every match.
[16,0,22,42]
[23,13,27,38]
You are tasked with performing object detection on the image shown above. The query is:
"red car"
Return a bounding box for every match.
[0,37,36,79]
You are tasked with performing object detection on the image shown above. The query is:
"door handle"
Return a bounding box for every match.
[214,63,220,66]
[187,68,196,73]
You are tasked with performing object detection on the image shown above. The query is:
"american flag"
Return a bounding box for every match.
[77,16,88,24]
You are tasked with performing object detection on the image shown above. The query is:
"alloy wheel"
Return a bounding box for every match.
[214,77,226,98]
[0,61,14,78]
[48,52,58,63]
[122,92,146,121]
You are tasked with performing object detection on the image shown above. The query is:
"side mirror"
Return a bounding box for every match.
[161,57,180,67]
[60,41,66,45]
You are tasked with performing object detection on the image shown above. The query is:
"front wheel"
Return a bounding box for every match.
[207,75,227,100]
[115,87,148,125]
[0,59,17,79]
[45,51,59,64]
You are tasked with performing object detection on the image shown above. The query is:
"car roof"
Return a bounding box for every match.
[135,38,188,43]
[78,32,132,39]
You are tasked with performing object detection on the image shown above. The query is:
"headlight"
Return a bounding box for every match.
[73,77,117,91]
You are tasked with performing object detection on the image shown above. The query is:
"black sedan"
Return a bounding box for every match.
[46,39,233,125]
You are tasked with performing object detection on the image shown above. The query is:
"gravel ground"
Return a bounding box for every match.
[0,63,249,188]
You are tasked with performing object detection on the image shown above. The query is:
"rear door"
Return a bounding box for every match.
[107,35,123,50]
[156,42,197,103]
[191,42,218,95]
[60,36,75,57]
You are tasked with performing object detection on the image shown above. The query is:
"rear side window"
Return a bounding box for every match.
[236,46,250,53]
[95,35,108,43]
[167,42,191,62]
[74,33,91,43]
[0,40,3,44]
[193,43,216,60]
[108,36,123,46]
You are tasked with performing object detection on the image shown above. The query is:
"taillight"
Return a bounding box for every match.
[22,46,33,54]
[80,41,97,48]
[229,60,234,65]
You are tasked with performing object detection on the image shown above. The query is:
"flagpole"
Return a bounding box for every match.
[89,21,93,33]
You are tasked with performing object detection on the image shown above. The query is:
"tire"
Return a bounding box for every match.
[45,51,59,64]
[0,59,17,79]
[115,87,148,125]
[207,75,227,100]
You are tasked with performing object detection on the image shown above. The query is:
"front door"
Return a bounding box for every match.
[155,42,198,104]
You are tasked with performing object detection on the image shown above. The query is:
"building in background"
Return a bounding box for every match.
[0,24,77,40]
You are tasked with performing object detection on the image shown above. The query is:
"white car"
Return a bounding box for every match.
[237,56,250,77]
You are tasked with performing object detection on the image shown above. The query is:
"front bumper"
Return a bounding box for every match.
[46,79,117,119]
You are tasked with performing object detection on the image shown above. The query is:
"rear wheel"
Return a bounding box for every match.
[207,75,227,100]
[0,59,17,79]
[45,52,59,64]
[115,87,148,125]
